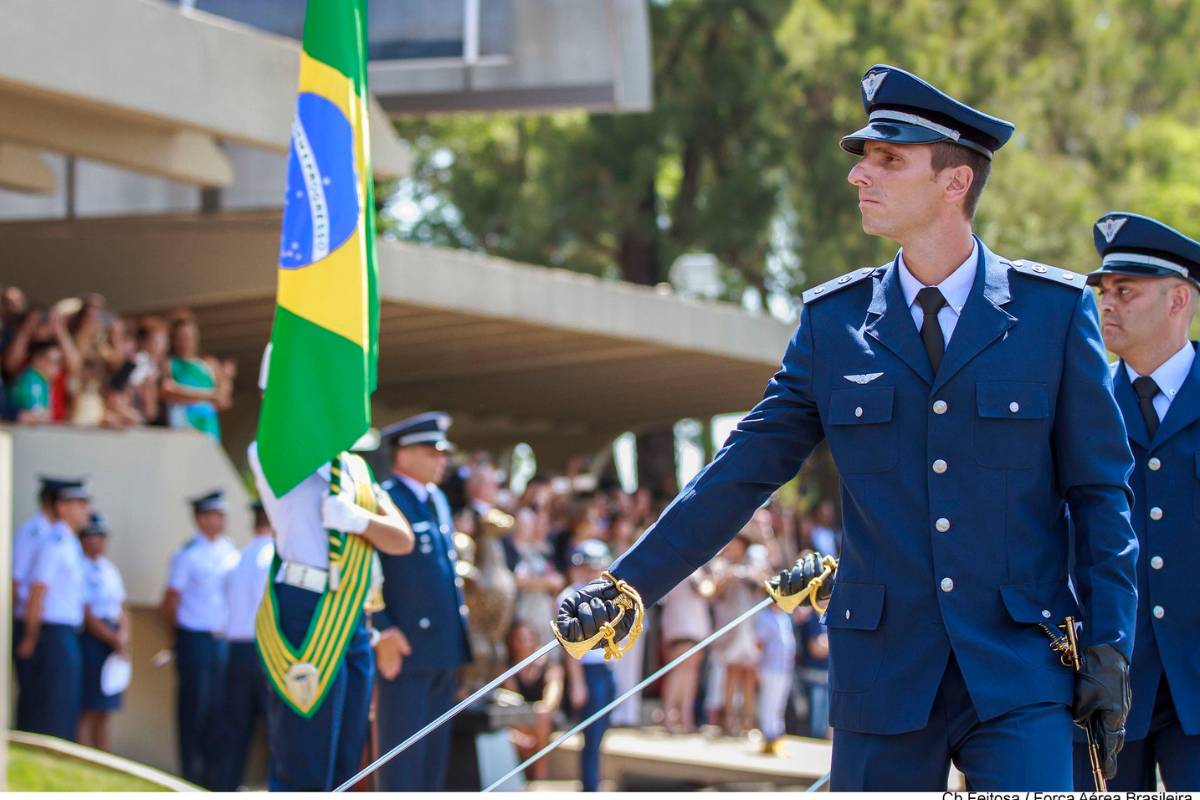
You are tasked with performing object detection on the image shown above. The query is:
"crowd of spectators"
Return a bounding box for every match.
[0,284,235,439]
[449,453,841,780]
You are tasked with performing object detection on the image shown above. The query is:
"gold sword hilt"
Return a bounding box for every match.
[764,555,839,615]
[1038,616,1106,791]
[552,571,646,662]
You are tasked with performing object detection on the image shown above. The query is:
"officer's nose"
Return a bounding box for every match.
[847,160,870,188]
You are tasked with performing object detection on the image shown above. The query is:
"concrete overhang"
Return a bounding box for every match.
[0,0,408,189]
[0,212,792,461]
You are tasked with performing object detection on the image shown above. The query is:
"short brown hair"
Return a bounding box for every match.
[930,142,991,220]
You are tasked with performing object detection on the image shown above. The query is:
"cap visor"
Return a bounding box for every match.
[840,121,949,155]
[1085,263,1183,285]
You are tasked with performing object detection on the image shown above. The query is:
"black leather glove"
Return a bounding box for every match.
[555,578,635,648]
[1073,643,1130,779]
[771,550,834,604]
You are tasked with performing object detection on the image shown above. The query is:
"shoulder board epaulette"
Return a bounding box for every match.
[1009,259,1086,289]
[802,265,880,304]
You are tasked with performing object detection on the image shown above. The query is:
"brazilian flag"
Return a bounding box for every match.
[257,0,380,496]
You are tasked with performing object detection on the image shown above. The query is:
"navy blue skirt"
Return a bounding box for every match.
[80,622,122,711]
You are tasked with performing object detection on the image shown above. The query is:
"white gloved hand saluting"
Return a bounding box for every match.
[321,492,371,534]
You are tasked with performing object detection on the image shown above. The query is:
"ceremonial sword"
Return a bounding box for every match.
[482,555,839,792]
[333,571,647,792]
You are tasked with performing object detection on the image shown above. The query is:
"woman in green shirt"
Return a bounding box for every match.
[160,317,234,441]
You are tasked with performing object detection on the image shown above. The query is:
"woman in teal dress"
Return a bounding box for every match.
[160,316,234,441]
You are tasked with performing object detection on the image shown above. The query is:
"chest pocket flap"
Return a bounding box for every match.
[830,386,894,426]
[976,381,1049,420]
[821,581,886,631]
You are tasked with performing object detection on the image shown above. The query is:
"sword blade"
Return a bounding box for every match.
[483,595,776,792]
[334,638,559,792]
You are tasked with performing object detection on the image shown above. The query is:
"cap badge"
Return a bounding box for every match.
[861,70,888,103]
[1096,217,1127,244]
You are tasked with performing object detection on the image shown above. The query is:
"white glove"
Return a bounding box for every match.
[322,492,371,534]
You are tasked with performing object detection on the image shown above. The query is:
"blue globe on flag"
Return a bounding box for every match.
[279,92,360,269]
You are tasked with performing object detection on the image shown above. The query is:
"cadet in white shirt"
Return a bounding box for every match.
[207,500,274,791]
[79,512,129,752]
[16,479,91,740]
[160,489,239,787]
[11,476,64,732]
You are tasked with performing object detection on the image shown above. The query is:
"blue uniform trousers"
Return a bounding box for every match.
[206,640,267,791]
[12,618,35,732]
[580,663,616,792]
[174,628,227,787]
[1074,675,1200,791]
[21,623,81,741]
[375,667,457,791]
[265,584,373,791]
[831,656,1073,790]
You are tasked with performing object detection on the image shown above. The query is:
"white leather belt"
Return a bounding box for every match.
[275,561,328,593]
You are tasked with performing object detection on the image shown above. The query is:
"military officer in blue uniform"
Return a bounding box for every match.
[372,412,472,792]
[16,478,91,740]
[11,476,66,731]
[1078,213,1200,790]
[161,489,239,786]
[556,65,1139,790]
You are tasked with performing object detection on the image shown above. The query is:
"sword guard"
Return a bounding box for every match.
[764,555,838,615]
[552,571,645,662]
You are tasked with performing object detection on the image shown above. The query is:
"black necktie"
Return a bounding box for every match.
[1132,376,1161,439]
[916,287,948,374]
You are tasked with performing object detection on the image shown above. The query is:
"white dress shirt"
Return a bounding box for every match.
[248,440,332,569]
[897,239,979,346]
[28,521,86,626]
[396,473,431,504]
[84,555,127,622]
[168,533,239,632]
[1125,341,1196,422]
[12,512,53,618]
[223,534,275,641]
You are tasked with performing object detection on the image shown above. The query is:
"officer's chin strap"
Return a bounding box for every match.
[763,554,838,615]
[482,560,837,792]
[551,571,646,662]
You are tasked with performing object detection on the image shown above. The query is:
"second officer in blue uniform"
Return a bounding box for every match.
[1080,212,1200,790]
[373,412,471,792]
[557,66,1139,790]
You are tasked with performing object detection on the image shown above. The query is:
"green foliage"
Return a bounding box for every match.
[384,0,1200,302]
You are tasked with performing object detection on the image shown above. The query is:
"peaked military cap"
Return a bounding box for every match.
[52,478,92,502]
[1086,212,1200,288]
[840,65,1015,160]
[81,512,110,537]
[381,411,455,452]
[190,489,228,514]
[569,538,612,569]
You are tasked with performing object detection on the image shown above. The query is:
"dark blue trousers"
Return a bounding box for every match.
[21,623,81,741]
[1074,675,1200,790]
[205,640,268,791]
[264,584,373,791]
[580,663,616,792]
[375,666,457,791]
[831,655,1073,790]
[175,628,227,787]
[12,618,36,732]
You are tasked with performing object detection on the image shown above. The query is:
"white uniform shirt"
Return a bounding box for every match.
[223,535,274,642]
[84,555,126,622]
[248,441,331,569]
[28,521,86,626]
[12,511,53,618]
[1125,340,1196,422]
[897,239,979,346]
[168,534,239,632]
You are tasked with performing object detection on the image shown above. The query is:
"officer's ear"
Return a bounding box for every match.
[938,163,975,210]
[1169,280,1199,319]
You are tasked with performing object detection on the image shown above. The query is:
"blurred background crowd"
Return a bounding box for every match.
[0,284,235,438]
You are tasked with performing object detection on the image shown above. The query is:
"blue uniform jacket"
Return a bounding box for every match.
[374,478,471,672]
[1112,347,1200,739]
[612,238,1138,735]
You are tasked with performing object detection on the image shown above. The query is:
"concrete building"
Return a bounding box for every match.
[0,0,793,782]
